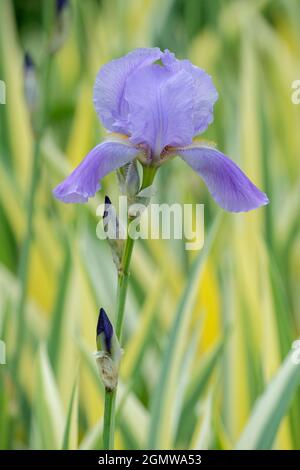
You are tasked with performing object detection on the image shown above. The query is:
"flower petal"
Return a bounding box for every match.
[177,144,269,212]
[125,64,195,155]
[162,50,218,135]
[93,48,162,134]
[53,139,139,203]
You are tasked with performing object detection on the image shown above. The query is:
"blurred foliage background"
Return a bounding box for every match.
[0,0,300,450]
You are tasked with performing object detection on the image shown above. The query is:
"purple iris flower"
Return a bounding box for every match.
[53,48,268,212]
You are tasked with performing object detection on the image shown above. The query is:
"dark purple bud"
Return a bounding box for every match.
[56,0,68,14]
[97,308,113,354]
[23,52,37,112]
[103,195,111,219]
[24,52,34,71]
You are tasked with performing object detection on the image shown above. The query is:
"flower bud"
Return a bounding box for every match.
[95,308,122,391]
[125,161,140,198]
[23,52,37,113]
[56,0,68,14]
[49,0,70,54]
[103,196,124,269]
[117,161,140,199]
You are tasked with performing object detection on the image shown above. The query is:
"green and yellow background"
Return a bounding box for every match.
[0,0,300,450]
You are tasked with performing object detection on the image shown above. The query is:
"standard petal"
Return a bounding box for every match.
[93,48,162,134]
[53,139,139,203]
[177,144,269,212]
[162,50,218,135]
[125,64,195,156]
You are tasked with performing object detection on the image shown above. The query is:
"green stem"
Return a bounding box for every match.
[102,165,156,450]
[103,388,116,449]
[141,164,157,190]
[115,235,135,338]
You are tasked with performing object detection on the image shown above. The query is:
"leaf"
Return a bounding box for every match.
[190,393,213,450]
[79,421,102,450]
[176,335,227,446]
[62,376,78,450]
[121,271,166,381]
[48,239,71,372]
[31,345,64,449]
[236,351,300,449]
[148,216,221,449]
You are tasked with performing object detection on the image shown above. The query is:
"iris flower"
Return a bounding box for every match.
[53,48,268,212]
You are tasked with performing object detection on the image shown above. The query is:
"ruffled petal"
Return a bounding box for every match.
[93,48,162,134]
[177,144,269,212]
[53,139,139,203]
[125,64,195,155]
[162,50,218,135]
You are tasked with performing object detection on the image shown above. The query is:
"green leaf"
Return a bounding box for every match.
[48,239,71,372]
[236,351,300,449]
[190,392,213,450]
[176,335,227,446]
[62,376,78,450]
[148,216,222,449]
[31,345,64,449]
[79,421,102,450]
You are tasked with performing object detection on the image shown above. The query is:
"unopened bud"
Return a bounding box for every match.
[56,0,69,14]
[103,196,124,269]
[23,52,37,113]
[117,162,140,199]
[97,307,113,353]
[95,308,122,391]
[125,161,140,198]
[49,0,70,54]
